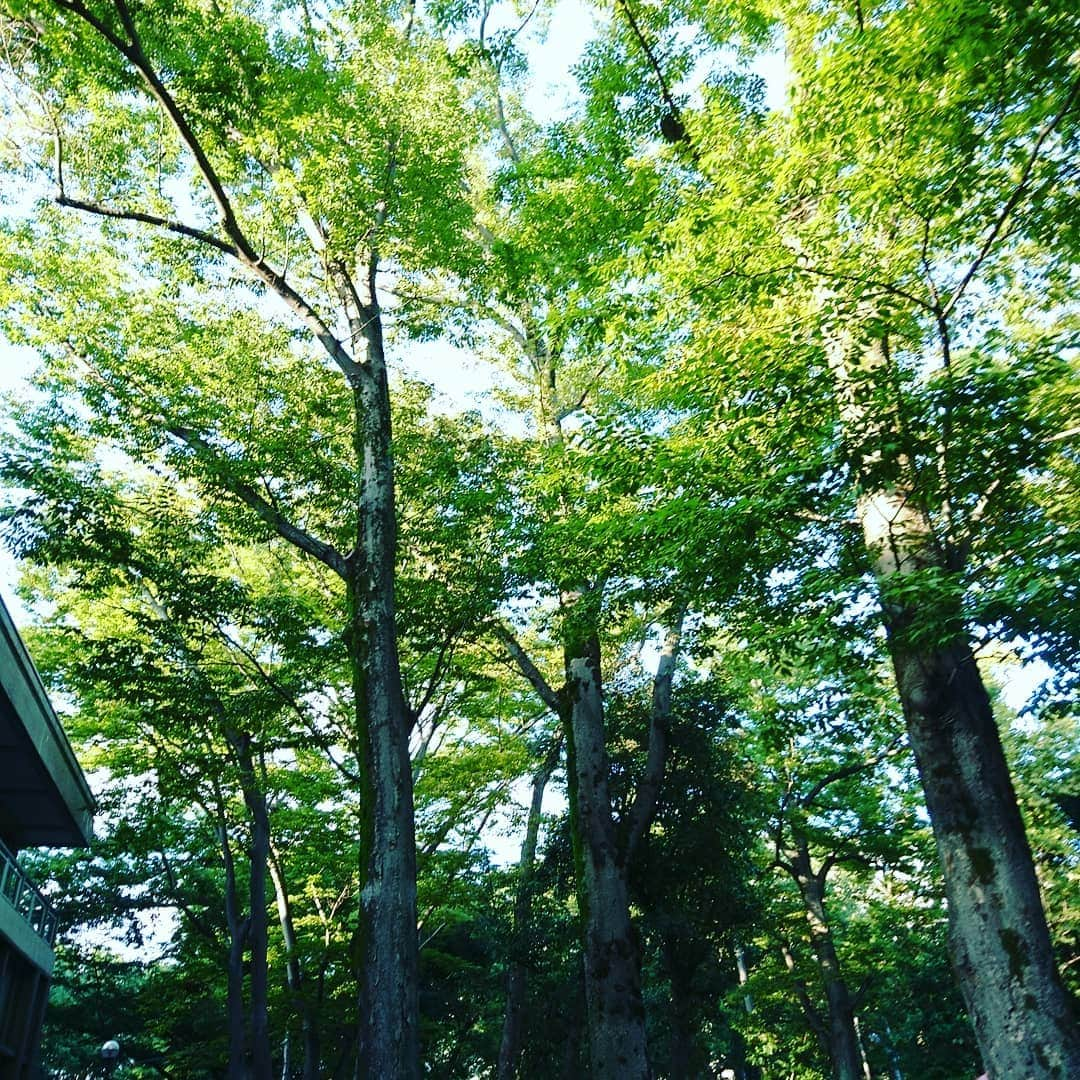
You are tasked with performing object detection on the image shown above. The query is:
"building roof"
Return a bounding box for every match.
[0,594,95,849]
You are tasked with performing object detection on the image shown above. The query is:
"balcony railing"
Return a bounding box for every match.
[0,840,57,946]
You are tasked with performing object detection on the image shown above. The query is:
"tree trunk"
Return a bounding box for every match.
[269,847,321,1080]
[218,815,249,1080]
[563,616,651,1080]
[834,334,1080,1078]
[560,959,588,1080]
[235,738,273,1080]
[791,843,862,1080]
[662,937,697,1080]
[884,588,1080,1078]
[350,312,419,1080]
[498,737,561,1080]
[513,328,652,1078]
[733,947,762,1080]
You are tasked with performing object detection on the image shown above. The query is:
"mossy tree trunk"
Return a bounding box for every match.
[562,609,651,1080]
[836,334,1080,1078]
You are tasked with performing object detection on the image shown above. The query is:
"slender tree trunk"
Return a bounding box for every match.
[560,959,588,1080]
[790,843,861,1080]
[881,1020,904,1080]
[269,848,321,1080]
[833,334,1080,1078]
[219,816,249,1080]
[234,738,273,1080]
[733,947,762,1080]
[498,737,561,1080]
[514,331,652,1078]
[350,308,419,1080]
[853,1015,872,1080]
[563,616,651,1080]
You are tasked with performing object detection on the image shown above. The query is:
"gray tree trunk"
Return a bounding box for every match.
[234,736,272,1080]
[885,602,1080,1078]
[350,310,419,1080]
[834,334,1080,1078]
[563,622,651,1080]
[268,848,321,1080]
[218,813,249,1080]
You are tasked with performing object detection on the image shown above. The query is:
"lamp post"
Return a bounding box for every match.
[100,1039,120,1076]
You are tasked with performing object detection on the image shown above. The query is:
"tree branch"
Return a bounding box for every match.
[614,0,679,118]
[50,0,362,384]
[492,624,564,716]
[158,848,219,944]
[623,601,687,863]
[942,71,1080,319]
[816,851,839,887]
[781,942,827,1041]
[408,633,457,726]
[167,425,347,578]
[54,194,236,256]
[798,737,902,812]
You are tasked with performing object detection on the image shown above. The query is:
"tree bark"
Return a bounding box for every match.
[834,335,1080,1078]
[348,312,419,1080]
[563,615,651,1080]
[498,736,561,1080]
[233,736,273,1080]
[789,841,862,1080]
[269,847,321,1080]
[218,812,249,1080]
[884,587,1080,1078]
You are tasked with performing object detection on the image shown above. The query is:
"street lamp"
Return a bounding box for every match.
[100,1040,120,1076]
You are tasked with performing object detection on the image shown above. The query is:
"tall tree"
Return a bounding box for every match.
[644,1,1080,1072]
[429,12,699,1072]
[0,1,488,1073]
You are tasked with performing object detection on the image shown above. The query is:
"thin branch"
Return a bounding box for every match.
[51,0,361,383]
[158,848,219,943]
[781,942,827,1040]
[55,194,236,256]
[211,623,318,737]
[409,634,457,723]
[167,424,347,577]
[851,973,872,1011]
[479,0,540,165]
[942,71,1080,319]
[492,624,564,716]
[556,357,615,422]
[798,738,902,812]
[816,851,839,886]
[623,600,688,862]
[788,261,933,314]
[917,212,941,311]
[1048,425,1080,445]
[614,0,679,117]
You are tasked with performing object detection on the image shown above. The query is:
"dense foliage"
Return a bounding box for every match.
[0,0,1077,1077]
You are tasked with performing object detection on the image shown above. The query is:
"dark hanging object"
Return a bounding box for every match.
[660,109,687,145]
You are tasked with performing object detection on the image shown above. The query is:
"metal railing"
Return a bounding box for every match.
[0,840,57,946]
